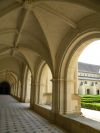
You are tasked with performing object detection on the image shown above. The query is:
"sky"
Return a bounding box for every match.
[78,40,100,65]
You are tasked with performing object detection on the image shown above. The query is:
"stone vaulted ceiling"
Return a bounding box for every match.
[0,0,99,84]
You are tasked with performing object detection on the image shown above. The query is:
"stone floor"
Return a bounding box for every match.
[0,95,66,133]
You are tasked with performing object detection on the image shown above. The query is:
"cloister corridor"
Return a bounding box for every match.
[0,95,66,133]
[0,0,100,133]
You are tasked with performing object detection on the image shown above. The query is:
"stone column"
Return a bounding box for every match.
[30,76,36,108]
[30,75,43,109]
[17,81,21,98]
[51,78,66,115]
[34,83,40,105]
[65,78,81,115]
[14,83,17,96]
[25,84,31,103]
[13,85,15,96]
[51,79,59,115]
[16,81,19,98]
[14,83,16,96]
[19,82,26,102]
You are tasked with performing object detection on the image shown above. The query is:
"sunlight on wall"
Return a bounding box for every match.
[39,64,52,107]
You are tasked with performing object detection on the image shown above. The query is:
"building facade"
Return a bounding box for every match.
[78,62,100,95]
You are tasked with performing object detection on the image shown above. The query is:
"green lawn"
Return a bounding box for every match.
[80,95,100,111]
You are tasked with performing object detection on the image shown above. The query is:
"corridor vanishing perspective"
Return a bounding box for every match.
[0,95,66,133]
[0,0,100,133]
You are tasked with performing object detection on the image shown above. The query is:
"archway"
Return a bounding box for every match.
[66,40,100,114]
[60,30,100,115]
[0,81,11,95]
[78,40,100,96]
[76,40,100,121]
[39,64,52,109]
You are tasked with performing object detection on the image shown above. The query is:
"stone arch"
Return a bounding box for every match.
[10,72,19,98]
[35,61,53,109]
[59,31,100,115]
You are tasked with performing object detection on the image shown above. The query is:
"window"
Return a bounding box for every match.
[95,82,98,84]
[91,82,94,86]
[80,82,83,86]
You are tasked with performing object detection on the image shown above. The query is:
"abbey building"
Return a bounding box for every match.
[78,62,100,95]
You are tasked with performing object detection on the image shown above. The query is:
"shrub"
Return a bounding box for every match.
[81,102,100,111]
[80,95,100,111]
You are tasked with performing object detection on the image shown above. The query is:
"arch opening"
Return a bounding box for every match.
[39,64,53,109]
[0,81,11,95]
[78,40,100,96]
[60,31,100,117]
[77,40,100,122]
[64,39,100,121]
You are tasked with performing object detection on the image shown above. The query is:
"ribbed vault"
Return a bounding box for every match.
[0,0,99,77]
[0,0,100,132]
[0,0,98,84]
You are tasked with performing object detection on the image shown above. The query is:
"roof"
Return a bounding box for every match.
[78,77,100,81]
[78,62,100,73]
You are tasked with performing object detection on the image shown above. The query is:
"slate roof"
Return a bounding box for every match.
[78,62,100,73]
